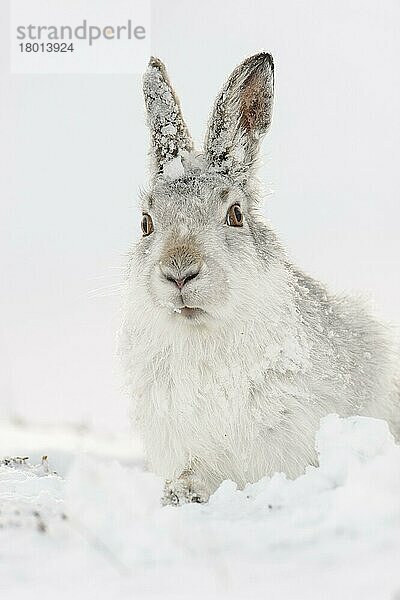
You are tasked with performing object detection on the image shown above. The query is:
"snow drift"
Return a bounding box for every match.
[1,414,400,600]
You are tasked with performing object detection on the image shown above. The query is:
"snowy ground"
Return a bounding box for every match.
[1,415,400,600]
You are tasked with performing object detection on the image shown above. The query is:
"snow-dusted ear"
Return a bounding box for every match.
[204,53,274,179]
[143,57,193,176]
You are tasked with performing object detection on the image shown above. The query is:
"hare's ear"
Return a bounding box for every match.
[143,57,193,177]
[204,53,274,179]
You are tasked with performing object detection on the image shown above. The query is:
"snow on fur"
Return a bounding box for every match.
[205,52,274,177]
[143,57,193,175]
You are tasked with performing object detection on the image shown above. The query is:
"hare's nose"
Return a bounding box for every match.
[161,266,200,290]
[173,271,199,289]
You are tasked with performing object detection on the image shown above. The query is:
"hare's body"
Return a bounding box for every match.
[120,55,399,504]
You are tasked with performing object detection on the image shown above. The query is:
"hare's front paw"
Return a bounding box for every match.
[161,470,208,506]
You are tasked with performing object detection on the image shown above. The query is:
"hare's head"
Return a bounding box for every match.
[130,53,282,328]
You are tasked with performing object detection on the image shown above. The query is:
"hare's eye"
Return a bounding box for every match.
[226,204,243,227]
[141,213,154,236]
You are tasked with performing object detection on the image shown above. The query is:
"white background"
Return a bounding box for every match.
[1,0,399,433]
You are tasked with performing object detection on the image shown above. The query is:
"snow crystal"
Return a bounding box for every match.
[161,124,177,136]
[159,300,182,313]
[162,155,185,180]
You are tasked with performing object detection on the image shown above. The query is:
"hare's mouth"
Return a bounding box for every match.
[179,306,205,319]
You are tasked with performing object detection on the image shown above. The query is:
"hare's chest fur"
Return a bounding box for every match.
[132,326,321,489]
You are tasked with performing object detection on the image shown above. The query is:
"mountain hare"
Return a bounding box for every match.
[119,53,399,505]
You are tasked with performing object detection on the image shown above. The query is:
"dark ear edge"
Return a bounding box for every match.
[204,52,274,178]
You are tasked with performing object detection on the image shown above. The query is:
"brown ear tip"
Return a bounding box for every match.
[148,56,166,71]
[255,52,274,71]
[264,52,274,69]
[243,52,274,77]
